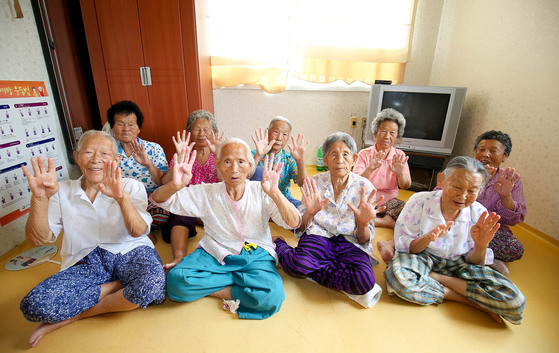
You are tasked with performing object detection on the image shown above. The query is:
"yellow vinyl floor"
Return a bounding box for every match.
[1,173,559,352]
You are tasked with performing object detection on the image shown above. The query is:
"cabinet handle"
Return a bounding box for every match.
[140,67,146,86]
[144,67,152,86]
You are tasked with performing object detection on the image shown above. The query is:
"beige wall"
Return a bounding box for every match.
[428,0,559,238]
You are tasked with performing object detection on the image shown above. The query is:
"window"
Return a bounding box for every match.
[208,0,417,93]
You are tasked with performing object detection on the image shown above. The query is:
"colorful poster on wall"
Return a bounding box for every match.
[0,81,68,226]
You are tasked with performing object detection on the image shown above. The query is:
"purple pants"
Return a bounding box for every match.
[274,233,376,295]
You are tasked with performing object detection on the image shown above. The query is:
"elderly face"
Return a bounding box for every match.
[437,168,483,216]
[324,141,356,179]
[217,143,252,187]
[375,120,399,151]
[190,118,213,147]
[112,113,140,144]
[268,121,291,154]
[74,135,119,184]
[475,139,508,169]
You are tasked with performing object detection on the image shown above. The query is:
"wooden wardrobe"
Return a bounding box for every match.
[80,0,214,158]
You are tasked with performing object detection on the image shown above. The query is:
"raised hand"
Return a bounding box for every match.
[368,149,386,171]
[130,139,151,167]
[493,167,520,197]
[288,133,309,162]
[99,159,124,200]
[261,154,282,195]
[172,130,195,155]
[172,146,196,188]
[471,211,501,247]
[348,188,386,226]
[21,156,59,199]
[425,221,454,242]
[390,153,409,176]
[251,128,274,158]
[301,178,329,216]
[206,129,225,154]
[483,163,497,177]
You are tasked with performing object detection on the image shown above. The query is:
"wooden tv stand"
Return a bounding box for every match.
[404,151,447,191]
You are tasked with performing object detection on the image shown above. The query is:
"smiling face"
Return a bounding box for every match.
[475,139,508,169]
[74,135,119,185]
[375,120,399,151]
[324,141,356,179]
[437,168,483,217]
[268,121,291,154]
[217,143,252,188]
[189,118,213,147]
[112,113,140,144]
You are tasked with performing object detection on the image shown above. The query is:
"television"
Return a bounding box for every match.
[364,84,467,156]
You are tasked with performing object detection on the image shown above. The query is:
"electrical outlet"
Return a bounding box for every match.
[361,117,367,128]
[350,116,357,128]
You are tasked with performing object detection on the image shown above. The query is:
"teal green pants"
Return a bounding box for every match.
[167,246,285,320]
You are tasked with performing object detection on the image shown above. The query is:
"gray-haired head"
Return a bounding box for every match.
[473,130,512,156]
[442,156,489,190]
[268,116,292,134]
[216,137,255,175]
[76,130,119,157]
[186,110,218,133]
[371,108,406,139]
[322,132,358,157]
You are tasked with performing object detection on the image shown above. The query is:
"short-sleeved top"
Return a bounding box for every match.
[153,180,300,264]
[476,168,527,230]
[251,149,298,199]
[394,190,494,264]
[297,171,377,257]
[48,177,154,270]
[118,137,168,193]
[169,151,218,186]
[353,145,410,205]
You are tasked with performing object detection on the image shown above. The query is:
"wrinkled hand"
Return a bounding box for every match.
[425,221,454,242]
[301,178,329,216]
[288,133,309,162]
[206,129,225,154]
[493,167,520,197]
[483,163,498,177]
[172,146,196,188]
[251,128,274,157]
[261,154,282,195]
[368,150,387,171]
[471,211,501,247]
[129,140,151,167]
[172,130,195,156]
[21,156,59,199]
[99,160,125,201]
[348,188,386,226]
[390,154,409,176]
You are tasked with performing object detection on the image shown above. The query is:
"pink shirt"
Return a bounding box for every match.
[353,145,410,205]
[169,152,219,186]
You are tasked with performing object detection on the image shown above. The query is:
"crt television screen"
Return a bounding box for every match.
[381,91,451,141]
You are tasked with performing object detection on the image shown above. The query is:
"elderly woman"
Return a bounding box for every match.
[20,130,165,347]
[159,110,224,270]
[251,116,309,207]
[473,130,526,275]
[354,108,411,262]
[107,100,169,237]
[152,138,301,319]
[274,132,385,308]
[385,156,526,324]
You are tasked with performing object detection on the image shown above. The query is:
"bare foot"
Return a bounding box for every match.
[210,286,232,300]
[377,239,395,264]
[28,318,77,347]
[163,258,183,272]
[148,233,157,245]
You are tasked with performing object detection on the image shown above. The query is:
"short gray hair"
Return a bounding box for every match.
[76,130,119,157]
[186,110,218,133]
[216,137,255,174]
[442,156,489,190]
[322,132,357,157]
[371,108,406,138]
[268,116,292,133]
